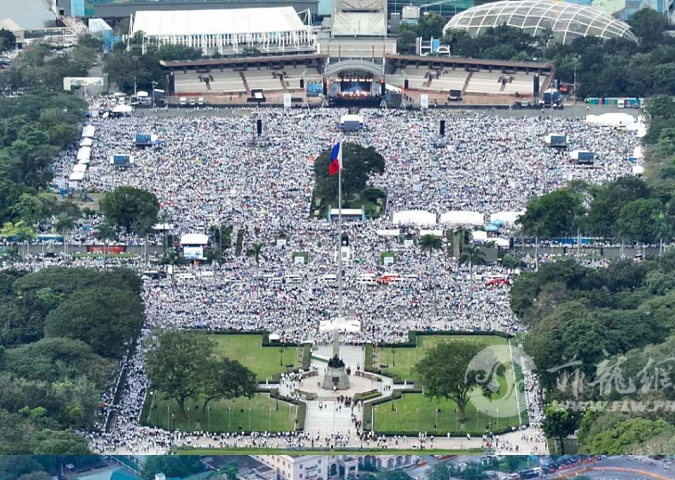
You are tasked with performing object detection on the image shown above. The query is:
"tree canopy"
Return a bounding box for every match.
[314,143,385,202]
[99,186,160,235]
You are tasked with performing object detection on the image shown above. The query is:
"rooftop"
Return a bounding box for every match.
[1,0,57,31]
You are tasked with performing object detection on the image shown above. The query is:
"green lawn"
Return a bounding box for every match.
[142,392,297,433]
[208,334,300,381]
[375,335,509,382]
[373,388,520,435]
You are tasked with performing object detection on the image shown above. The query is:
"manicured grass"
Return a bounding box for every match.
[142,392,297,433]
[373,388,520,435]
[375,335,509,382]
[207,334,300,381]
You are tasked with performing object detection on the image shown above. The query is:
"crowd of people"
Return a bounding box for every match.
[49,107,640,453]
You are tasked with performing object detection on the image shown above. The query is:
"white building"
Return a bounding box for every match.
[254,455,418,479]
[130,7,315,56]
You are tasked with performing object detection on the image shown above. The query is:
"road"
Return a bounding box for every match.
[545,456,673,480]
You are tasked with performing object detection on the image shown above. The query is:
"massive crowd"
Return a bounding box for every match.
[48,107,639,453]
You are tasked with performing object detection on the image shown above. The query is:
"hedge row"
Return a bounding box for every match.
[269,389,306,431]
[301,343,312,371]
[375,330,514,349]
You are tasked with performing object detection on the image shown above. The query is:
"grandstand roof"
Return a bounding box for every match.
[132,7,308,37]
[160,53,327,68]
[443,0,637,44]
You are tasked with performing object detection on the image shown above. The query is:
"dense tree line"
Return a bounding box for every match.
[511,255,675,453]
[0,268,144,454]
[517,176,674,247]
[436,9,671,98]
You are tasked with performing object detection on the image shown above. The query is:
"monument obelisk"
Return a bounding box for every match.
[322,142,350,390]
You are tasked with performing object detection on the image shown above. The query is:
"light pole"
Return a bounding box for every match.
[151,80,157,108]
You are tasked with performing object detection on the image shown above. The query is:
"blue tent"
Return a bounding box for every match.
[485,224,499,232]
[492,219,504,226]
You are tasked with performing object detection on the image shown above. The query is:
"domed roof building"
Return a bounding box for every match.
[443,0,638,45]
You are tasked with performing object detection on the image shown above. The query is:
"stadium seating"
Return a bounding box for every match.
[244,70,285,91]
[174,70,247,94]
[402,69,432,89]
[464,72,505,94]
[426,70,468,92]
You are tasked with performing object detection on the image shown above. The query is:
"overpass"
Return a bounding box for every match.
[73,0,319,18]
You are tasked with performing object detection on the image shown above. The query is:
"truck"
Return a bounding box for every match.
[542,88,562,108]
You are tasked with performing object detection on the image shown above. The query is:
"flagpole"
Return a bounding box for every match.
[338,145,343,320]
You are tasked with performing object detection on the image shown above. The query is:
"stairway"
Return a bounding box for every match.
[461,71,474,96]
[239,71,250,94]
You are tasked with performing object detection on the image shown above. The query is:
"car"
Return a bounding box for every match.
[436,45,450,55]
[179,97,187,106]
[189,97,196,106]
[197,97,205,106]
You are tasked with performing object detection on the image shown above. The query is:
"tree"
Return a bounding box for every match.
[629,9,668,48]
[583,417,675,454]
[416,13,445,40]
[420,234,443,315]
[29,429,90,454]
[427,462,458,480]
[542,402,579,454]
[142,457,206,480]
[43,288,144,358]
[144,331,215,417]
[199,358,257,416]
[415,341,484,422]
[99,186,159,235]
[54,212,75,257]
[223,462,239,480]
[95,221,118,254]
[616,198,666,244]
[0,29,16,52]
[459,243,487,293]
[377,471,411,480]
[246,242,263,264]
[161,250,183,286]
[314,143,385,202]
[1,221,36,257]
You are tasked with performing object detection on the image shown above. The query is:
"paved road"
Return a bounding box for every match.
[544,457,673,480]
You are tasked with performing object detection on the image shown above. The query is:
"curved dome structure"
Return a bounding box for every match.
[443,0,638,44]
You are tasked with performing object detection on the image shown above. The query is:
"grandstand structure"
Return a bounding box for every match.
[162,52,554,106]
[130,7,315,56]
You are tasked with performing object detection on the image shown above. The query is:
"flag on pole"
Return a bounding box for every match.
[329,142,342,176]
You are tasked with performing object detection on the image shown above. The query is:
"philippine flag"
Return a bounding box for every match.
[329,142,342,176]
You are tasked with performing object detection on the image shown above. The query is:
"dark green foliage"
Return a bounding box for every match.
[314,143,385,202]
[99,186,160,235]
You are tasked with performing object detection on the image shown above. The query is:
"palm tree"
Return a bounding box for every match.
[205,248,225,281]
[54,213,75,259]
[420,234,443,317]
[652,210,671,256]
[161,250,182,287]
[459,242,487,295]
[247,242,263,264]
[95,222,117,255]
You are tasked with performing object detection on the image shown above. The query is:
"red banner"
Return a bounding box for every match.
[87,245,126,254]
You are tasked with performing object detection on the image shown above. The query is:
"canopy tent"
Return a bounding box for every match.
[632,165,645,176]
[72,164,87,173]
[77,147,91,162]
[69,171,84,181]
[633,146,644,159]
[440,211,484,226]
[471,231,488,242]
[376,229,401,237]
[82,125,95,138]
[586,112,636,128]
[492,238,510,248]
[180,233,209,246]
[392,210,436,226]
[137,91,149,98]
[485,224,499,232]
[419,229,444,237]
[78,158,90,165]
[153,223,174,231]
[112,104,133,114]
[490,211,523,227]
[79,138,93,147]
[332,12,386,36]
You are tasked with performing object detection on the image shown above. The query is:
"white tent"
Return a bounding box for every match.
[72,164,87,173]
[69,171,85,181]
[376,229,401,237]
[79,138,93,147]
[472,231,488,242]
[78,158,90,165]
[440,211,484,226]
[490,211,524,227]
[77,147,91,162]
[153,223,173,231]
[419,229,444,237]
[633,146,644,159]
[82,125,95,138]
[632,165,645,176]
[112,104,133,114]
[180,233,209,246]
[492,238,510,248]
[393,210,436,226]
[586,113,636,128]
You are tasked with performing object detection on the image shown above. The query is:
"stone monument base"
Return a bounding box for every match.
[322,355,351,390]
[322,365,351,390]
